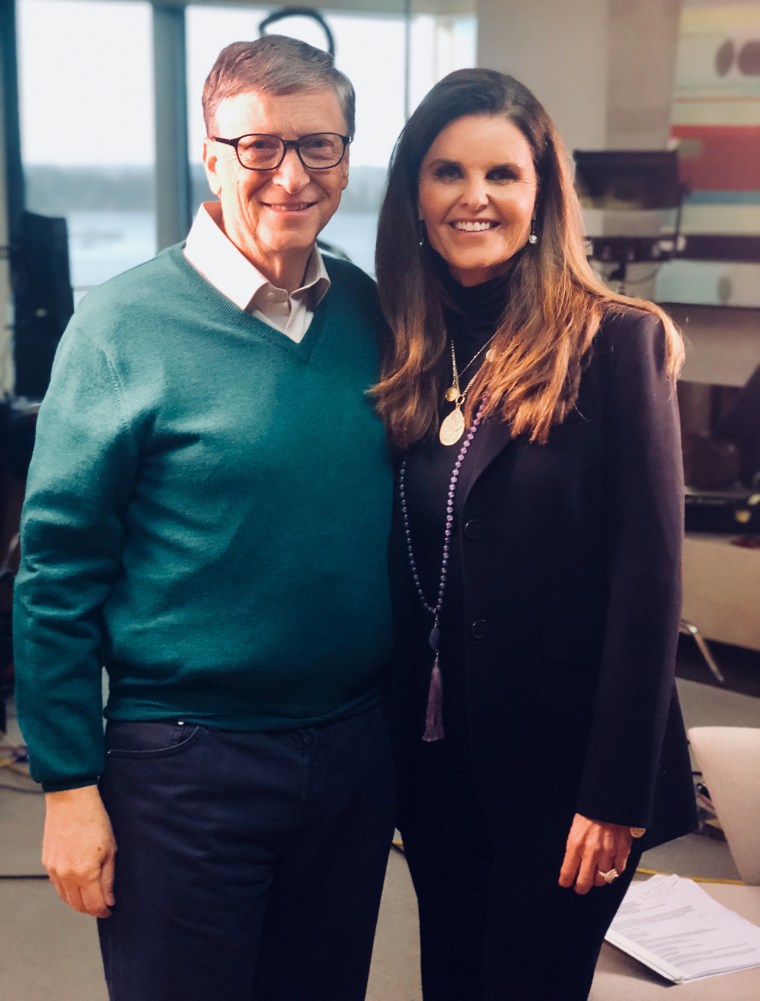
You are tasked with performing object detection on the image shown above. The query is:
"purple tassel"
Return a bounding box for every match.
[422,657,444,742]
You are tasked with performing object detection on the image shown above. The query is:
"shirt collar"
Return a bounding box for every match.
[183,201,330,311]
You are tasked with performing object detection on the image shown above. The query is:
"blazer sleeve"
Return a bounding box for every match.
[575,310,683,828]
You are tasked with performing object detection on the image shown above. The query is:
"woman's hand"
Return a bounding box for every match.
[558,812,633,895]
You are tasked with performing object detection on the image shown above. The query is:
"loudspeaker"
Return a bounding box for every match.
[12,211,74,400]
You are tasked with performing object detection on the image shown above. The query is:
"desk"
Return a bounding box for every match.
[590,883,760,1000]
[682,534,760,652]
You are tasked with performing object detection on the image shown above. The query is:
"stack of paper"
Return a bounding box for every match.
[605,874,760,983]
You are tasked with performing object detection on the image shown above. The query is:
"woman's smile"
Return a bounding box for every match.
[451,219,499,232]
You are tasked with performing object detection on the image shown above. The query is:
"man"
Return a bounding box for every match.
[14,37,394,1001]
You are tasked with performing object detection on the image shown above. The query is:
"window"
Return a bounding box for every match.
[18,0,155,299]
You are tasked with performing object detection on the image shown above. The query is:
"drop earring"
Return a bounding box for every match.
[417,219,426,247]
[528,219,538,245]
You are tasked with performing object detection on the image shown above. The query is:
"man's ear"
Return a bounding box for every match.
[202,138,222,196]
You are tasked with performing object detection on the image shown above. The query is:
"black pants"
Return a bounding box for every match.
[400,735,640,1001]
[98,704,396,1001]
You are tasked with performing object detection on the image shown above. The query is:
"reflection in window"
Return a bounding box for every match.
[18,0,155,298]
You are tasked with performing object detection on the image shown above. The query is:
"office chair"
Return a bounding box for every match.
[688,726,760,885]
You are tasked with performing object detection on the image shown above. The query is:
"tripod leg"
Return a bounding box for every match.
[680,619,726,684]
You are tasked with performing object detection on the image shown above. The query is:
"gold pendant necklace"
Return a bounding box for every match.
[439,406,466,445]
[439,337,495,445]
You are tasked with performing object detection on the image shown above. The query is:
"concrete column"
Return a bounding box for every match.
[153,5,191,251]
[475,0,610,153]
[606,0,682,149]
[0,0,23,396]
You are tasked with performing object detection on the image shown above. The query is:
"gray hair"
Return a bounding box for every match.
[202,35,355,136]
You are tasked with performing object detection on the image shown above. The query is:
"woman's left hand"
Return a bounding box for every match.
[558,813,633,895]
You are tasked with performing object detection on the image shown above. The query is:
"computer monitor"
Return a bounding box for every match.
[573,150,682,210]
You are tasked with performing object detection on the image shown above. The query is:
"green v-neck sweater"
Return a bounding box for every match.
[14,245,393,791]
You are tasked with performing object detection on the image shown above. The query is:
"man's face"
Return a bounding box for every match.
[203,87,350,287]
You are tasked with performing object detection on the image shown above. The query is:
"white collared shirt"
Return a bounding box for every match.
[183,201,330,343]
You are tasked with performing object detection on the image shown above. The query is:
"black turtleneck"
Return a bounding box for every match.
[401,270,510,740]
[440,268,509,373]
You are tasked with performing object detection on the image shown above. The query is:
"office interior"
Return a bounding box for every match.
[1,0,759,998]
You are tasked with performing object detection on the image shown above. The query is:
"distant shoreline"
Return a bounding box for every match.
[66,208,379,295]
[24,163,387,217]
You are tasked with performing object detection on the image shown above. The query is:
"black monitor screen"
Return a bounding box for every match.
[573,150,682,210]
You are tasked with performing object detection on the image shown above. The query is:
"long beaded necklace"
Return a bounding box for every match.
[399,398,487,742]
[440,336,496,446]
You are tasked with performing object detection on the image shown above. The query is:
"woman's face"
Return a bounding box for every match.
[417,114,538,287]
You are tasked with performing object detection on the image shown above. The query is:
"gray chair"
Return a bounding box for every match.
[688,726,760,886]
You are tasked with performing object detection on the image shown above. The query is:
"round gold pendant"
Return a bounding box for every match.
[439,408,466,446]
[444,385,459,403]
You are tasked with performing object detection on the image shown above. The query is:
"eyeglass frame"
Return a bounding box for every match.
[209,132,353,172]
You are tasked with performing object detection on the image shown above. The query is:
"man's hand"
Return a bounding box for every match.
[43,785,116,918]
[558,812,633,895]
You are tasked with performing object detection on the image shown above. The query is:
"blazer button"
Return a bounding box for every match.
[470,619,488,639]
[463,518,481,539]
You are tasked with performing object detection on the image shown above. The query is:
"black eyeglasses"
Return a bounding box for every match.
[211,133,352,171]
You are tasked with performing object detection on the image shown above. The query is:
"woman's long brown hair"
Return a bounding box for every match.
[372,69,684,450]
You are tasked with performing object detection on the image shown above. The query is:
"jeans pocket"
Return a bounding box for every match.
[105,720,203,760]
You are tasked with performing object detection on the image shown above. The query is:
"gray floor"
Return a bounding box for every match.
[1,668,759,1001]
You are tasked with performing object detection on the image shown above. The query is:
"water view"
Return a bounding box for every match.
[67,209,379,301]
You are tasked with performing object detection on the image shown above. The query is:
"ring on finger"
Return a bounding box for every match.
[598,868,620,884]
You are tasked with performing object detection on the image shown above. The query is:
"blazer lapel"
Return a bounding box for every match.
[457,416,513,510]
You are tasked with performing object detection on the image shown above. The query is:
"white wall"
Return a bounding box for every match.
[476,0,610,152]
[475,0,683,153]
[606,0,682,149]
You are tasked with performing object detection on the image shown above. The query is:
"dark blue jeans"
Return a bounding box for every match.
[98,704,395,1001]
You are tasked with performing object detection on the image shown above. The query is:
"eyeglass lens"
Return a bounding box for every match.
[237,134,346,169]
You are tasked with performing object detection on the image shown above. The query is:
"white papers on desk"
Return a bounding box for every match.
[605,874,760,983]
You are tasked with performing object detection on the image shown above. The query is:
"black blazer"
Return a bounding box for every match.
[391,306,697,861]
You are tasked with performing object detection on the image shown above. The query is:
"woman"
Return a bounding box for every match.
[373,69,697,1001]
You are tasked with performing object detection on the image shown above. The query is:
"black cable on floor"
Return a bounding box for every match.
[0,874,48,880]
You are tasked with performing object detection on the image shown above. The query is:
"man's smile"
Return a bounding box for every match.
[263,201,317,212]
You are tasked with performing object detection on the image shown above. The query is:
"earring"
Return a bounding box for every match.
[417,219,426,247]
[528,219,538,245]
